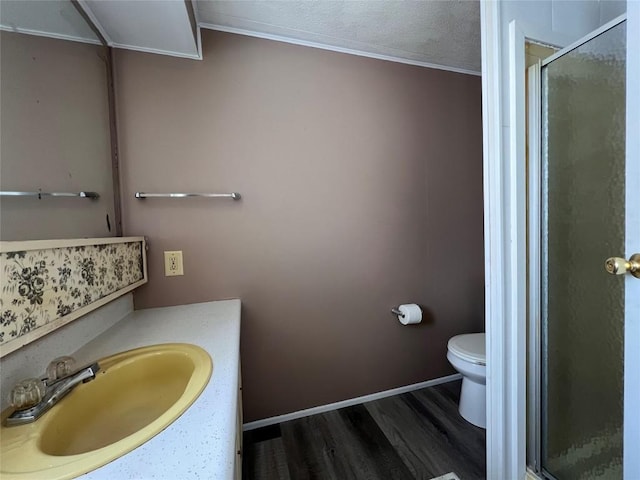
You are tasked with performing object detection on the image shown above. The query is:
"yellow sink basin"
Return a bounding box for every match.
[1,343,212,480]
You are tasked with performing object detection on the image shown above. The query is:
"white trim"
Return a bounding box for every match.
[508,20,528,480]
[198,23,481,77]
[108,42,202,60]
[0,236,145,253]
[195,24,203,60]
[75,0,112,45]
[541,13,627,67]
[0,25,102,45]
[480,2,520,479]
[191,3,204,61]
[526,61,542,473]
[242,373,462,431]
[625,3,640,478]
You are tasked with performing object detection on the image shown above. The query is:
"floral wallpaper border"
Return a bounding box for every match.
[0,237,147,356]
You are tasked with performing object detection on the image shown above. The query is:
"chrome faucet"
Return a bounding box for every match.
[6,362,100,426]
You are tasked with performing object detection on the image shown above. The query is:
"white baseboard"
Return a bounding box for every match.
[243,373,462,431]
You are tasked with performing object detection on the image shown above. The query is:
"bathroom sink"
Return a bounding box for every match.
[0,343,212,480]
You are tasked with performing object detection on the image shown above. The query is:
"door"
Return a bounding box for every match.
[539,15,640,480]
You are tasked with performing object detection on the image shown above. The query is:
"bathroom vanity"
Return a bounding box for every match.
[72,299,243,480]
[1,299,242,480]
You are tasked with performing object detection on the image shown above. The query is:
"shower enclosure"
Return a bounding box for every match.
[529,14,640,480]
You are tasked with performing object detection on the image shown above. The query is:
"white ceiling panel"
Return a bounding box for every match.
[0,0,100,44]
[195,0,481,74]
[81,0,199,58]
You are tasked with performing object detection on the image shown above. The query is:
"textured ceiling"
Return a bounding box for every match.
[194,0,481,75]
[0,0,100,44]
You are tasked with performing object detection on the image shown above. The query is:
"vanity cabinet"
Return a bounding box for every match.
[67,299,242,479]
[235,366,243,480]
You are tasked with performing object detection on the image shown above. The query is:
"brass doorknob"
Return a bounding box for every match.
[605,254,640,278]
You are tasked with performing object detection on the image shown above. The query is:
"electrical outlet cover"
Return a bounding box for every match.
[164,251,184,276]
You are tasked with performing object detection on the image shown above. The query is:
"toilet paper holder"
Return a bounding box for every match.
[391,307,405,318]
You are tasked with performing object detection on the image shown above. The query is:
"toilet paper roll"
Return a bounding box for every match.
[398,303,422,325]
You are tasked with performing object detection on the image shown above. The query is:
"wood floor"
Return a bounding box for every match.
[242,380,486,480]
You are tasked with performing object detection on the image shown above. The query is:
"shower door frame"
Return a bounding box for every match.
[481,2,640,479]
[526,12,640,480]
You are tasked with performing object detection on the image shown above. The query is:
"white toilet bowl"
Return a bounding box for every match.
[447,333,486,429]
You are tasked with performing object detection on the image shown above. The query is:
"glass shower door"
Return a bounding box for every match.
[540,20,628,480]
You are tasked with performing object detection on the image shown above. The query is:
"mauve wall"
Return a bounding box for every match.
[115,30,483,422]
[0,32,114,241]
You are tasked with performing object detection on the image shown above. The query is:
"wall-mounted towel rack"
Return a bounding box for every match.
[134,192,241,200]
[0,191,99,199]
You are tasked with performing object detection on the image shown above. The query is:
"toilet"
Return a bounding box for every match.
[447,333,486,429]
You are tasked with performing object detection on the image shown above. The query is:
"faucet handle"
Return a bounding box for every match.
[9,378,46,410]
[46,356,76,382]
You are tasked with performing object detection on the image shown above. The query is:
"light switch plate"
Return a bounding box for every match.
[164,251,184,276]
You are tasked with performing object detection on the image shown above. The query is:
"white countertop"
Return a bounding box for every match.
[72,299,241,480]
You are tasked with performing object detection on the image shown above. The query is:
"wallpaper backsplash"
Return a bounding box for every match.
[0,238,145,352]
